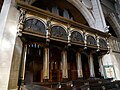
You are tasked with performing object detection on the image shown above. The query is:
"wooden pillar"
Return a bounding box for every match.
[98,56,105,78]
[43,47,49,82]
[89,53,95,78]
[61,50,68,80]
[19,44,27,84]
[76,52,83,78]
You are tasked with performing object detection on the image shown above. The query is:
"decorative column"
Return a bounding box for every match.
[43,47,49,82]
[89,53,95,78]
[76,52,83,78]
[19,44,27,83]
[61,50,68,80]
[98,56,105,78]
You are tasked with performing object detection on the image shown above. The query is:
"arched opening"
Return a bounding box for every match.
[99,38,108,49]
[81,53,90,79]
[25,44,44,83]
[24,19,46,35]
[49,47,62,82]
[51,26,68,40]
[67,50,77,80]
[71,31,84,43]
[32,0,88,25]
[92,53,100,78]
[87,35,97,46]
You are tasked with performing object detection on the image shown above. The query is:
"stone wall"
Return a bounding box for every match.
[8,37,23,90]
[0,0,19,89]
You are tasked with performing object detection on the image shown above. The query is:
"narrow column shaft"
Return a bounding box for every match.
[76,52,83,78]
[43,47,49,80]
[61,50,68,79]
[89,53,95,77]
[20,44,27,80]
[99,56,104,77]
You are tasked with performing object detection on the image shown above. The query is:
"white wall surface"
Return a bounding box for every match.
[0,0,19,90]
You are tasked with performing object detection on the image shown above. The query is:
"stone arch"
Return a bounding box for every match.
[106,13,120,38]
[66,0,95,28]
[30,0,95,28]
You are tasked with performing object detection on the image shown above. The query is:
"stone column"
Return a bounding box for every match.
[20,44,28,81]
[89,53,95,78]
[61,50,68,80]
[76,52,83,78]
[43,47,49,81]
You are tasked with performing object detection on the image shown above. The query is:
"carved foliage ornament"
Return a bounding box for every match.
[24,19,46,35]
[18,9,26,30]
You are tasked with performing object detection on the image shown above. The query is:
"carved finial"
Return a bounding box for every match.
[104,26,109,33]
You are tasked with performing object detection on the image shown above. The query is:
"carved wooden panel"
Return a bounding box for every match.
[87,35,97,45]
[71,31,84,43]
[99,38,108,49]
[24,19,46,35]
[51,26,68,40]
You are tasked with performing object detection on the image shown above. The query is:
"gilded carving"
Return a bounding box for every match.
[18,8,26,30]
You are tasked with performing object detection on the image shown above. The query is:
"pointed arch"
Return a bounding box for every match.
[66,0,95,28]
[30,0,95,27]
[106,13,120,38]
